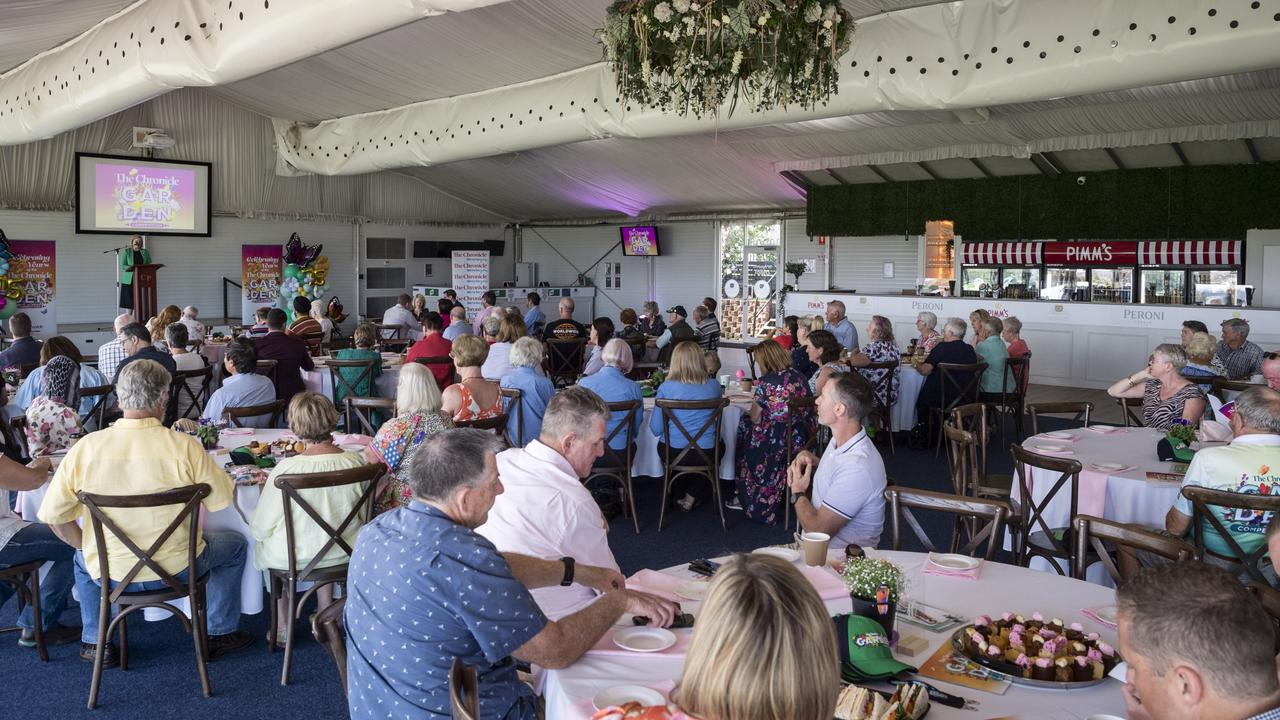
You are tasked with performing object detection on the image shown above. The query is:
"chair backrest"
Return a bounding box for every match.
[449,657,479,720]
[300,331,325,357]
[545,338,588,385]
[454,412,511,443]
[374,323,402,340]
[255,359,279,385]
[167,366,214,423]
[1004,354,1031,398]
[222,399,287,428]
[942,422,980,497]
[937,362,987,413]
[655,397,729,468]
[1181,485,1280,584]
[274,463,385,580]
[326,358,378,405]
[77,484,212,600]
[862,360,898,409]
[594,399,641,469]
[413,356,457,386]
[379,338,411,354]
[948,403,992,480]
[1010,443,1084,569]
[1025,401,1093,436]
[1116,396,1145,427]
[1247,582,1280,648]
[625,337,647,368]
[1212,377,1256,403]
[311,596,348,696]
[6,416,30,460]
[744,344,759,380]
[80,383,116,428]
[1071,514,1197,583]
[344,397,396,435]
[499,387,524,447]
[884,487,1011,560]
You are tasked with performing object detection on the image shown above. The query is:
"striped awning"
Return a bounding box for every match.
[1138,241,1242,266]
[961,242,1043,266]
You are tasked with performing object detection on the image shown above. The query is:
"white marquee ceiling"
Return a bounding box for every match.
[1,0,1279,224]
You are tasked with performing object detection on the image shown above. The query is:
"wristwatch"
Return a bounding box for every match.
[790,492,801,505]
[559,557,575,586]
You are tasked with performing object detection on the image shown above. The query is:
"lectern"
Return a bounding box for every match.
[131,263,165,321]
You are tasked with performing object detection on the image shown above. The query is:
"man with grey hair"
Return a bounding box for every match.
[1124,386,1280,582]
[95,312,134,381]
[914,317,978,418]
[1116,562,1280,720]
[1217,318,1265,380]
[39,360,251,666]
[825,300,859,352]
[442,304,472,342]
[346,428,675,719]
[479,387,677,620]
[787,371,886,549]
[179,305,206,343]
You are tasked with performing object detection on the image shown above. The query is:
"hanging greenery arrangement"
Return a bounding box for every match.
[599,0,854,118]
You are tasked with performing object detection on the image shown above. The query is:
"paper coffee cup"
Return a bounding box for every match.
[797,531,831,567]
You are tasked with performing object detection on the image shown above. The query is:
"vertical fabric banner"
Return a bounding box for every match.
[241,244,282,324]
[7,240,57,337]
[451,250,490,316]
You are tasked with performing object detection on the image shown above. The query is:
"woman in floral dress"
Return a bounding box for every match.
[733,340,812,525]
[848,315,901,409]
[24,355,84,456]
[365,363,453,513]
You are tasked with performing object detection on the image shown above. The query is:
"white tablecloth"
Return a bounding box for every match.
[544,549,1124,719]
[17,428,302,618]
[632,396,747,479]
[891,365,927,432]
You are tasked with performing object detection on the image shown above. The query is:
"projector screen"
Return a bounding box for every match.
[75,152,212,236]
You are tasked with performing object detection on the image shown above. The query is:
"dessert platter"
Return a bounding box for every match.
[952,612,1120,689]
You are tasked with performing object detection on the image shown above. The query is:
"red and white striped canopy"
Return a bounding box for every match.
[1138,241,1241,266]
[962,242,1043,266]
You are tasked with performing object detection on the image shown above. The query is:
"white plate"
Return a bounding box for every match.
[1094,606,1118,624]
[612,627,677,653]
[1092,462,1128,472]
[1042,431,1074,439]
[592,685,666,711]
[338,444,366,453]
[751,546,801,563]
[1033,443,1069,453]
[927,552,980,571]
[675,581,708,601]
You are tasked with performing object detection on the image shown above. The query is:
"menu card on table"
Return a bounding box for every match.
[916,643,1012,696]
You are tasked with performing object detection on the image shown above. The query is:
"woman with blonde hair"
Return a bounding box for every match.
[1107,343,1207,430]
[593,554,838,720]
[640,300,665,337]
[366,362,453,512]
[651,341,724,513]
[147,304,182,351]
[1181,331,1221,394]
[411,293,428,322]
[732,340,812,523]
[441,334,503,422]
[251,392,368,642]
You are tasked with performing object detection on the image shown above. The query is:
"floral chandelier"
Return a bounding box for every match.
[599,0,854,118]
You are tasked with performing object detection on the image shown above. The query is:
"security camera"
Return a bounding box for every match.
[1076,176,1086,186]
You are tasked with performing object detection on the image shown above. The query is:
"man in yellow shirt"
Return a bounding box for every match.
[39,359,253,666]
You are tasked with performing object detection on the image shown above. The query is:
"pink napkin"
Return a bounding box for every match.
[567,680,677,720]
[332,433,373,447]
[221,428,254,436]
[1076,468,1109,517]
[798,564,850,601]
[1084,426,1128,435]
[584,627,694,660]
[1032,433,1077,443]
[1081,607,1118,630]
[923,558,982,581]
[626,570,688,602]
[1026,445,1074,457]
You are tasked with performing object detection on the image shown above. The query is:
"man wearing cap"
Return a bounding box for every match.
[650,305,697,366]
[786,372,886,550]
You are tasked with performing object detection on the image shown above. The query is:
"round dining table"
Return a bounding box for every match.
[543,548,1125,719]
[631,392,750,480]
[891,363,927,432]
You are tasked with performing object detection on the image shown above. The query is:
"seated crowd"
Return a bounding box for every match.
[5,288,1280,720]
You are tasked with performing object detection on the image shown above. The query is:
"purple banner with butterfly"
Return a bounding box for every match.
[5,239,57,338]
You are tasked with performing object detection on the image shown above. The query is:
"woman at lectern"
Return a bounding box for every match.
[119,234,151,309]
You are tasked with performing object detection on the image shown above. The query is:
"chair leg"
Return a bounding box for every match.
[87,597,112,709]
[193,587,213,697]
[710,471,726,532]
[623,470,640,534]
[267,574,281,653]
[932,409,944,457]
[281,583,297,686]
[118,614,129,671]
[27,569,47,661]
[657,470,671,532]
[885,411,896,456]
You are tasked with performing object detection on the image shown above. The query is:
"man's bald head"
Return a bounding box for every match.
[114,313,134,333]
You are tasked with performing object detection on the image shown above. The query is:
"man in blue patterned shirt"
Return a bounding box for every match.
[1117,561,1280,720]
[345,428,675,719]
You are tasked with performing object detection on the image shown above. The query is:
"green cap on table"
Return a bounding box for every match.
[836,614,916,679]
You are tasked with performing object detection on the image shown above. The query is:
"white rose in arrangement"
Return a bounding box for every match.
[721,14,730,22]
[672,0,690,11]
[758,13,770,25]
[690,2,700,10]
[653,2,672,22]
[823,19,832,28]
[804,2,822,23]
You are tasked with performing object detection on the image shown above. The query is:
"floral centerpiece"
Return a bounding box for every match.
[1,365,21,389]
[176,417,223,450]
[1164,418,1198,462]
[842,556,904,635]
[639,367,667,397]
[598,0,855,118]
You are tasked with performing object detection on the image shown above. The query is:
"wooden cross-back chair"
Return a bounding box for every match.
[311,597,348,696]
[862,360,898,456]
[80,383,117,430]
[1182,485,1280,585]
[884,487,1012,560]
[499,387,525,448]
[655,397,729,532]
[544,338,588,388]
[1025,401,1093,436]
[1071,515,1197,584]
[167,367,214,424]
[325,358,378,408]
[782,396,819,530]
[1011,443,1086,576]
[930,362,987,456]
[266,462,384,685]
[222,400,286,428]
[344,398,396,436]
[583,399,643,534]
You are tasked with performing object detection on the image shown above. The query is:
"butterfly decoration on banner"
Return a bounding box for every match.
[0,228,24,321]
[278,231,331,317]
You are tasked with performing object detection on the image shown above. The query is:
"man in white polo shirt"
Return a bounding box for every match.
[787,372,886,549]
[478,386,677,622]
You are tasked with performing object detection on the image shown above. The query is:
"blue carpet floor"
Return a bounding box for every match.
[1,420,1033,718]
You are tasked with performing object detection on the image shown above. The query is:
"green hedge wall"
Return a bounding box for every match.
[806,161,1280,240]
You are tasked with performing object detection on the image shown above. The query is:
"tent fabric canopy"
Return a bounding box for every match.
[0,0,1279,225]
